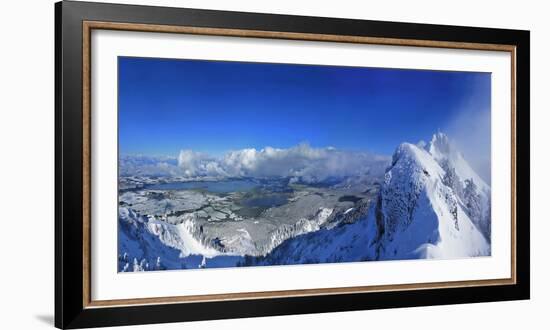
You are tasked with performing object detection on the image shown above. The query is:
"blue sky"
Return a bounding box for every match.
[118,57,490,157]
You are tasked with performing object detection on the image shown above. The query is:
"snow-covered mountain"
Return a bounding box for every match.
[372,133,490,259]
[118,132,491,271]
[250,132,491,266]
[427,132,491,240]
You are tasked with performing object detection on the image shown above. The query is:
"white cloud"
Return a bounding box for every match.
[177,150,227,177]
[121,144,390,182]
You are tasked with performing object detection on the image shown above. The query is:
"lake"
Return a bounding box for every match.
[147,179,260,194]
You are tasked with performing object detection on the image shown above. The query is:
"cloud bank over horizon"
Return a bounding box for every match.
[120,143,390,183]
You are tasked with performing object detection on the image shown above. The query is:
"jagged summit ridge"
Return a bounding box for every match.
[374,136,490,259]
[427,132,489,191]
[426,132,491,238]
[428,131,452,156]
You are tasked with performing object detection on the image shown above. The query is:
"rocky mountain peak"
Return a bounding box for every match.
[428,131,452,156]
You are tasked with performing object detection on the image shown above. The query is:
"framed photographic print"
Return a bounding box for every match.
[55,1,530,328]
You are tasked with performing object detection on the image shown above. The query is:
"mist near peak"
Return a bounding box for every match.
[444,105,491,184]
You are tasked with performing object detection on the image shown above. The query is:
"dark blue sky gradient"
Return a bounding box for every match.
[119,57,490,156]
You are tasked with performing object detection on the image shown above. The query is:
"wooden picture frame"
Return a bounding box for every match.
[55,1,530,328]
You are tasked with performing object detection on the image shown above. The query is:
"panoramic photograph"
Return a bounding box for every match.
[117,57,492,272]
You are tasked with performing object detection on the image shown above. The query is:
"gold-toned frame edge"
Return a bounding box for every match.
[82,20,517,309]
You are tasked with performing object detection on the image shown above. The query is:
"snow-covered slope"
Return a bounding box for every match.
[246,206,379,266]
[428,132,489,191]
[118,207,243,271]
[373,139,490,259]
[426,132,491,240]
[252,133,491,265]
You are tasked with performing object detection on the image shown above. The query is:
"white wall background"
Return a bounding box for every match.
[0,0,546,329]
